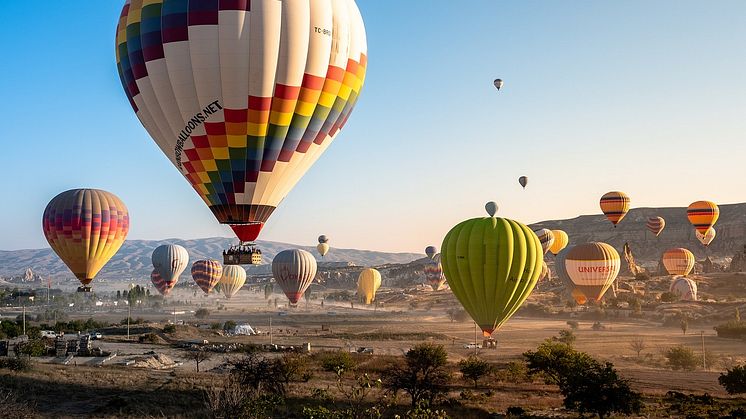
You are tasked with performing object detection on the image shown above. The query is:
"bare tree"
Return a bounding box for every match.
[185,348,212,372]
[629,336,647,358]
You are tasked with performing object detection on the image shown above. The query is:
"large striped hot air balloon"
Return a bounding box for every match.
[423,255,446,291]
[687,201,719,235]
[152,244,189,285]
[357,268,381,305]
[534,229,555,255]
[549,230,569,255]
[670,277,698,301]
[220,265,247,298]
[600,191,630,227]
[272,249,317,305]
[696,228,716,247]
[151,269,177,296]
[116,0,367,243]
[662,248,695,276]
[565,242,620,302]
[191,259,223,294]
[646,217,665,237]
[441,205,543,337]
[42,189,130,290]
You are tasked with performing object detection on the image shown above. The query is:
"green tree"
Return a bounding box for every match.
[458,356,494,388]
[665,346,698,371]
[553,329,576,346]
[321,351,356,376]
[195,308,210,319]
[719,365,746,394]
[383,343,450,407]
[561,361,642,418]
[222,320,237,332]
[524,340,595,385]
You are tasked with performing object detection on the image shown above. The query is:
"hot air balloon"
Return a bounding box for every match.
[696,228,716,247]
[670,277,698,301]
[646,217,665,237]
[599,191,630,227]
[518,176,528,189]
[151,269,177,296]
[425,246,437,260]
[317,243,330,257]
[539,261,550,281]
[662,248,695,276]
[441,204,543,337]
[357,268,381,304]
[220,265,247,299]
[571,288,588,305]
[152,244,189,285]
[687,201,720,234]
[42,189,130,291]
[534,229,555,255]
[191,259,223,294]
[116,1,367,246]
[272,249,318,305]
[423,255,446,291]
[493,79,504,90]
[565,242,620,302]
[318,235,329,244]
[549,230,569,255]
[485,201,498,217]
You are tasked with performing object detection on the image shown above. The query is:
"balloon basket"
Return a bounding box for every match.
[76,286,92,293]
[482,338,498,350]
[223,243,263,265]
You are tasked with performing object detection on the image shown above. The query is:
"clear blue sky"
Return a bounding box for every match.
[1,1,745,252]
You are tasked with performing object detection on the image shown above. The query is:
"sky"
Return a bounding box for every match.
[1,1,745,253]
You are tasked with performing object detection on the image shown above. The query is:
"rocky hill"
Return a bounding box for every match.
[530,203,746,264]
[0,238,421,283]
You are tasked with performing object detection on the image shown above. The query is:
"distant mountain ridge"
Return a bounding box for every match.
[0,238,421,282]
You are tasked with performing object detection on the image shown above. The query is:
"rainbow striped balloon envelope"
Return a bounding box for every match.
[115,0,367,243]
[42,189,129,287]
[151,269,177,296]
[191,259,223,294]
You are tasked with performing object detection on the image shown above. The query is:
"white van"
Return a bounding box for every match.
[40,330,57,339]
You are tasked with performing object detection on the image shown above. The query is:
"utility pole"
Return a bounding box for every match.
[269,315,273,345]
[474,322,478,356]
[701,331,707,370]
[22,304,26,336]
[127,300,131,341]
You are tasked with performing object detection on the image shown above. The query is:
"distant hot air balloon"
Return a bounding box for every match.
[485,201,498,217]
[42,189,130,290]
[670,277,698,301]
[220,265,247,299]
[317,243,330,257]
[565,242,620,302]
[318,235,329,244]
[272,249,318,305]
[441,204,543,337]
[357,268,381,304]
[152,245,189,285]
[494,79,504,91]
[646,217,666,237]
[191,259,223,295]
[151,269,177,296]
[687,201,720,234]
[696,228,716,247]
[116,0,368,244]
[662,248,695,276]
[539,261,550,281]
[518,176,528,189]
[549,230,569,255]
[571,288,588,305]
[534,229,555,255]
[600,191,630,227]
[423,255,446,291]
[425,246,437,260]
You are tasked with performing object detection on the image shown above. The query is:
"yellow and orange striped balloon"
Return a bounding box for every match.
[599,191,630,226]
[662,248,695,276]
[549,230,569,255]
[687,201,719,235]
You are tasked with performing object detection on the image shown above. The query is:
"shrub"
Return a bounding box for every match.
[591,321,605,331]
[15,339,47,357]
[163,324,177,334]
[506,406,525,417]
[714,321,746,339]
[26,327,41,339]
[660,292,679,303]
[383,343,450,407]
[0,356,32,372]
[665,346,698,371]
[553,329,576,346]
[195,308,210,319]
[719,365,746,394]
[139,333,159,344]
[458,356,494,388]
[222,320,237,332]
[320,351,356,376]
[210,322,222,330]
[566,320,579,330]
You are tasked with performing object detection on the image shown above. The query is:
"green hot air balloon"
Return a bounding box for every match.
[441,204,543,337]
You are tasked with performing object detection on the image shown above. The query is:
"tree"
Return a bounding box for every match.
[561,361,642,418]
[458,356,494,388]
[384,343,450,407]
[185,348,212,372]
[680,316,689,335]
[524,340,595,385]
[222,320,236,332]
[665,346,698,371]
[195,308,210,319]
[553,329,576,346]
[321,351,356,376]
[719,365,746,394]
[629,336,647,357]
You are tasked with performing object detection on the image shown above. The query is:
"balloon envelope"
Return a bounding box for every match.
[116,0,368,242]
[425,246,437,259]
[272,249,318,304]
[485,201,498,217]
[423,255,446,291]
[42,189,130,287]
[534,229,555,254]
[318,235,329,244]
[151,269,177,296]
[518,176,528,189]
[220,265,247,299]
[662,248,695,276]
[441,216,543,336]
[565,242,620,302]
[549,230,569,255]
[646,217,666,236]
[191,259,223,294]
[687,201,719,234]
[357,268,381,304]
[599,191,630,226]
[152,244,189,284]
[696,228,716,247]
[670,277,698,301]
[317,243,330,257]
[494,79,504,90]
